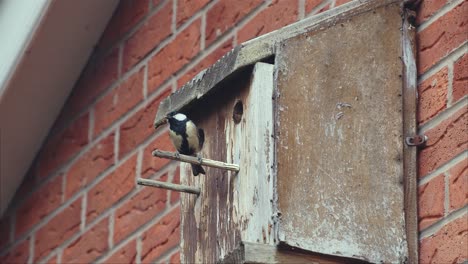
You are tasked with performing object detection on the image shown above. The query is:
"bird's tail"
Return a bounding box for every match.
[191,164,205,176]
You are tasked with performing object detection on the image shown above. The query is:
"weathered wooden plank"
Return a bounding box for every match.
[225,62,276,246]
[219,242,366,264]
[154,0,403,127]
[402,8,419,264]
[275,3,408,263]
[180,63,275,263]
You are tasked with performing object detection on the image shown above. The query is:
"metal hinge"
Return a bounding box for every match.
[405,134,427,147]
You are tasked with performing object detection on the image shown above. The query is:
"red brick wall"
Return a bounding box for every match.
[416,0,467,263]
[0,0,466,263]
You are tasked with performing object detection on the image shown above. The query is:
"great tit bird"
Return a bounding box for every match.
[166,112,205,176]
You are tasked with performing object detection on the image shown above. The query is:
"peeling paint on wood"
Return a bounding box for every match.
[180,63,275,262]
[275,3,408,263]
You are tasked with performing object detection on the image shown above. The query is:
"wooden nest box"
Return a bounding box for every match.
[151,0,419,263]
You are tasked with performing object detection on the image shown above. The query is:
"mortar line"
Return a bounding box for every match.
[57,249,62,264]
[419,206,467,239]
[118,44,123,78]
[298,0,305,20]
[136,235,142,264]
[28,233,34,264]
[143,64,148,99]
[447,62,454,107]
[172,0,177,33]
[136,149,144,187]
[201,13,206,51]
[418,151,467,186]
[417,0,465,33]
[114,128,120,164]
[81,193,87,231]
[444,172,450,217]
[109,210,115,249]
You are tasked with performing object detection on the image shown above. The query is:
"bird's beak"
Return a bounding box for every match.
[154,116,168,130]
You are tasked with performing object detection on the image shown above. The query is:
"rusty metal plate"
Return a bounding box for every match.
[275,3,407,263]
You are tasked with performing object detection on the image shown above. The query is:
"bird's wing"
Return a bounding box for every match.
[198,128,205,149]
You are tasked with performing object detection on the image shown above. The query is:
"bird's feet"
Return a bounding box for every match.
[197,153,203,165]
[175,151,181,159]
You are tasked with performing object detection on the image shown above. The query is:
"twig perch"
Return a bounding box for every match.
[137,178,200,195]
[152,149,240,172]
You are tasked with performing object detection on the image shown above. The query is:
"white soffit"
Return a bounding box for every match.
[0,0,119,216]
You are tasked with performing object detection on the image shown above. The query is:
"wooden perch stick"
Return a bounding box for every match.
[137,178,200,195]
[152,149,240,172]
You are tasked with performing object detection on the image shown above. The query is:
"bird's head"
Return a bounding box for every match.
[166,112,187,126]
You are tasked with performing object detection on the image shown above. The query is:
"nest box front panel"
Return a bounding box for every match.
[275,3,407,263]
[180,63,275,263]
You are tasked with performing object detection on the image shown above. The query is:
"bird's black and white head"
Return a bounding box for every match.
[167,112,188,129]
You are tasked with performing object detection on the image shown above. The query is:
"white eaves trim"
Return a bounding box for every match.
[0,0,119,216]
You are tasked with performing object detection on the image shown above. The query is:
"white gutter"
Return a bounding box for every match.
[0,0,119,216]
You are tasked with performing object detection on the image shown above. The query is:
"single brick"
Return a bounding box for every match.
[119,88,171,158]
[34,198,81,262]
[123,1,172,72]
[37,113,89,179]
[0,216,10,250]
[416,0,449,25]
[420,215,468,263]
[238,0,298,43]
[305,0,323,14]
[169,251,181,264]
[94,67,145,136]
[177,38,233,87]
[141,133,175,178]
[65,133,115,199]
[335,0,352,7]
[141,206,180,263]
[448,159,468,212]
[177,0,210,27]
[170,167,180,205]
[453,53,467,103]
[99,0,150,49]
[417,1,468,74]
[418,174,445,230]
[0,238,29,264]
[62,217,109,264]
[419,107,467,177]
[206,0,263,45]
[15,175,63,238]
[113,176,168,244]
[104,239,137,264]
[147,19,201,92]
[56,49,119,126]
[417,67,448,124]
[87,155,137,222]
